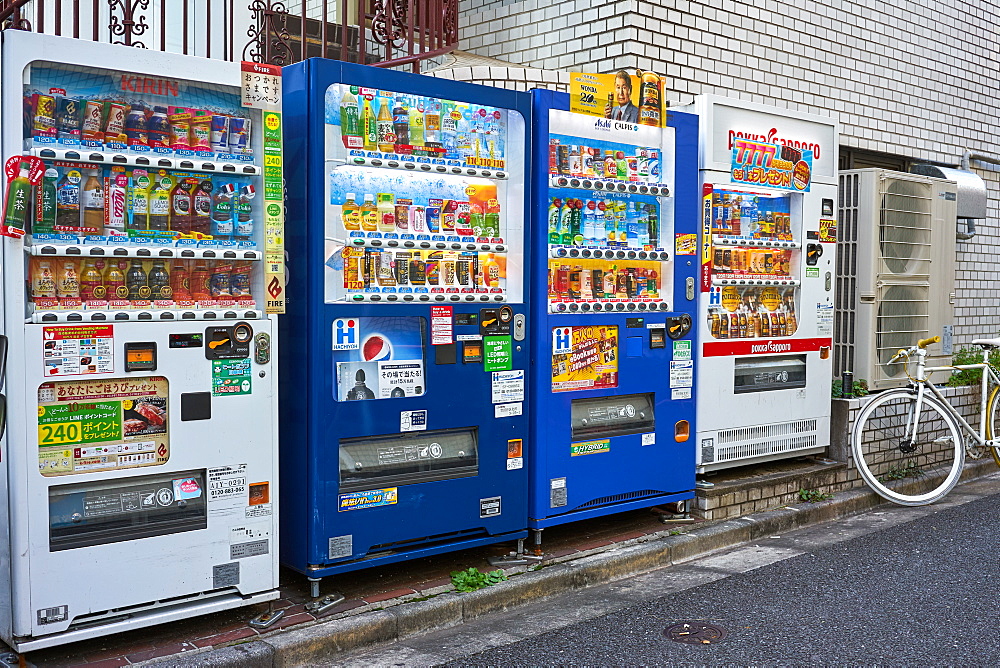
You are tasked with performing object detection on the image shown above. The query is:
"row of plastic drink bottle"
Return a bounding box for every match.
[548,197,659,249]
[341,192,501,238]
[339,87,505,163]
[29,256,254,305]
[36,164,255,240]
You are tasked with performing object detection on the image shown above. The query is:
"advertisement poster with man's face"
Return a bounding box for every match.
[569,71,665,127]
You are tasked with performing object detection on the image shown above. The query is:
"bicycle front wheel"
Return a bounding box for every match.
[852,388,965,505]
[986,385,1000,467]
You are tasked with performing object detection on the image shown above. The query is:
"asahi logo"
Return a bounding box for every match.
[727,128,821,159]
[120,75,180,97]
[750,340,793,354]
[594,118,640,133]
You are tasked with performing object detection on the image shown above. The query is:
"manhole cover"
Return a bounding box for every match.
[662,621,727,644]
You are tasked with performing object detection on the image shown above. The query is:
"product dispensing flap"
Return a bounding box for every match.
[338,427,478,492]
[570,393,655,440]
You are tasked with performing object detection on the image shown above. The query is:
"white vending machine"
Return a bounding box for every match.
[0,32,281,650]
[680,95,838,473]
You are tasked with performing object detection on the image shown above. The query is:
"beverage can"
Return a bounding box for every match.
[148,106,171,148]
[124,106,148,146]
[32,94,57,137]
[227,117,251,154]
[168,106,192,149]
[189,111,212,150]
[425,202,441,233]
[103,102,129,143]
[211,115,230,153]
[80,100,105,141]
[55,97,82,139]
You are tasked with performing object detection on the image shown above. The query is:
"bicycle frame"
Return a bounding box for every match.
[898,346,1000,449]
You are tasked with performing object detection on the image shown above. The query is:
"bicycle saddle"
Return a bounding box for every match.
[972,338,1000,348]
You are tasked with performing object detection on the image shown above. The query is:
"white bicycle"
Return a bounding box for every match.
[851,335,1000,506]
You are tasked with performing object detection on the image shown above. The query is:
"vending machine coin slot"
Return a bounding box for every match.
[570,393,655,440]
[513,314,526,341]
[666,314,692,340]
[205,324,251,360]
[806,243,823,266]
[124,342,157,372]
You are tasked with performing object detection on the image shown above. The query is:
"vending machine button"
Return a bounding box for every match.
[580,303,591,312]
[450,295,461,301]
[451,167,462,174]
[403,241,415,248]
[569,179,580,188]
[649,186,660,195]
[434,295,445,301]
[464,295,475,302]
[419,242,430,248]
[592,303,603,311]
[481,170,492,177]
[387,295,399,301]
[616,303,625,311]
[627,303,637,311]
[637,303,647,311]
[67,313,82,322]
[203,311,217,319]
[403,295,414,301]
[496,171,507,179]
[627,251,637,259]
[616,183,627,192]
[659,302,670,311]
[182,311,197,319]
[492,295,504,301]
[568,303,579,312]
[638,185,649,194]
[568,248,579,257]
[405,163,416,170]
[628,185,638,193]
[114,312,129,320]
[160,313,175,320]
[418,295,430,301]
[616,251,626,259]
[181,249,195,257]
[421,164,432,171]
[91,313,107,321]
[435,242,446,249]
[387,240,398,247]
[435,165,447,172]
[371,240,382,246]
[495,245,505,252]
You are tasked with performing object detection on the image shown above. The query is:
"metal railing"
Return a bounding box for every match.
[0,0,456,71]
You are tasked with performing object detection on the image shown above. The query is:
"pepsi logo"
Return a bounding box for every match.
[362,334,392,361]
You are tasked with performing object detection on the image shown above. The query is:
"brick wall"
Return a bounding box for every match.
[453,0,1000,344]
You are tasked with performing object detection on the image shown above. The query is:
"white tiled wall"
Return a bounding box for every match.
[455,0,1000,345]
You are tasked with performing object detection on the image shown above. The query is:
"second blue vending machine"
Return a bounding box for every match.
[281,59,530,593]
[527,88,699,544]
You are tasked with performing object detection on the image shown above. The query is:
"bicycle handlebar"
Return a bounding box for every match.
[918,336,941,349]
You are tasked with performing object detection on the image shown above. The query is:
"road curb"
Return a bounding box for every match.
[149,462,1000,666]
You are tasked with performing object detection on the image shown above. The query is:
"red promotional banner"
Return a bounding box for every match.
[703,337,831,358]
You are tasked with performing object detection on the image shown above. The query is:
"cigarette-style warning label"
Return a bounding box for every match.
[37,376,169,476]
[42,325,114,376]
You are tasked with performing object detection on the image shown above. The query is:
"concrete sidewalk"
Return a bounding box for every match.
[133,457,997,668]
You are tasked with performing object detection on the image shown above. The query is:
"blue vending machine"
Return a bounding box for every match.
[528,89,698,542]
[281,60,531,592]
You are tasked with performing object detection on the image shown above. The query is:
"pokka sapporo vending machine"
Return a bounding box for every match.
[280,59,529,591]
[526,88,699,541]
[0,32,282,650]
[680,95,838,474]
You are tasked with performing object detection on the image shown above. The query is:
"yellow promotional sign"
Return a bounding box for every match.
[552,325,619,392]
[569,70,665,127]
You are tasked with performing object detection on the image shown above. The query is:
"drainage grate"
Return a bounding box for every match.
[662,621,727,644]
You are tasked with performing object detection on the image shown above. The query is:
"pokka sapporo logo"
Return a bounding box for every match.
[727,128,822,159]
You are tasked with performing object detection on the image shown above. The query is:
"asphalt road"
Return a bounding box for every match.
[336,473,1000,667]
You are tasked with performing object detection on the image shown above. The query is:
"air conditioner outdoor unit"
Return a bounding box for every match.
[836,169,957,391]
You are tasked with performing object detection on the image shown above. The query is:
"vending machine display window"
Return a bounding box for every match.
[338,427,479,491]
[20,60,270,322]
[323,84,524,304]
[48,470,207,551]
[704,186,803,341]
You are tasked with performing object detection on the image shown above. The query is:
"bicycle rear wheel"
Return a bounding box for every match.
[986,385,1000,467]
[852,388,964,505]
